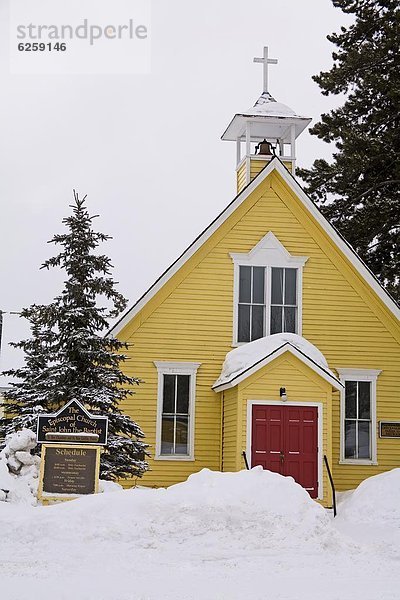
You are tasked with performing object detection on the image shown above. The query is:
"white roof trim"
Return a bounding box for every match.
[109,159,400,336]
[212,343,344,392]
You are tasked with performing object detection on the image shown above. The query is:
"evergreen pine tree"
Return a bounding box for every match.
[297,0,400,303]
[1,305,57,435]
[1,192,148,480]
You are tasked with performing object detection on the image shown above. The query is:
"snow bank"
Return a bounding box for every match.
[0,468,337,555]
[98,479,123,493]
[214,333,333,387]
[0,469,370,600]
[338,469,400,525]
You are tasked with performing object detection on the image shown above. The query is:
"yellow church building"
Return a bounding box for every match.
[109,47,400,507]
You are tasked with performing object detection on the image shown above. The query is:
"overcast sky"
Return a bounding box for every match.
[0,0,353,382]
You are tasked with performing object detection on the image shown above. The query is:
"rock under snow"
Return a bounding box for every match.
[7,429,37,453]
[214,333,334,387]
[15,451,37,467]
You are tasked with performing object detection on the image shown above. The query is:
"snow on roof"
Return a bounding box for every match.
[244,91,298,118]
[213,333,341,390]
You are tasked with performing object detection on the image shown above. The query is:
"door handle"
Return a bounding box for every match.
[280,451,284,464]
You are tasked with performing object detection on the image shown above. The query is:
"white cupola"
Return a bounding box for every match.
[221,46,312,194]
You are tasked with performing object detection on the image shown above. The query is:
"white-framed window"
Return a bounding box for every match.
[337,368,381,465]
[231,232,308,345]
[154,361,200,460]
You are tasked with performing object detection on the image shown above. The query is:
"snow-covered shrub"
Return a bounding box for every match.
[0,429,40,505]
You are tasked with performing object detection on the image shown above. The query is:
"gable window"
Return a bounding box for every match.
[238,266,298,342]
[232,232,308,345]
[154,362,200,460]
[338,369,380,465]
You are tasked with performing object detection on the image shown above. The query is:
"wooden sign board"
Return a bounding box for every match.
[38,444,100,503]
[379,421,400,439]
[37,399,108,445]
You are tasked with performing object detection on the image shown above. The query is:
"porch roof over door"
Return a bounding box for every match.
[212,333,343,392]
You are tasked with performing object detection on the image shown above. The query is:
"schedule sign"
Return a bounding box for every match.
[40,444,100,497]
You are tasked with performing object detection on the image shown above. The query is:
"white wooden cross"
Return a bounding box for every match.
[253,46,278,93]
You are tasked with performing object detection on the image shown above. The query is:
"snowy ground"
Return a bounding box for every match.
[1,467,400,600]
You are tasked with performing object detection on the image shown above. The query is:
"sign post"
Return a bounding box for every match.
[37,400,108,504]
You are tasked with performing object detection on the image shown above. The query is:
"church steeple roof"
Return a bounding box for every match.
[222,89,311,142]
[246,91,298,118]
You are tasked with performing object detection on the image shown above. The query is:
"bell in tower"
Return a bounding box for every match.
[221,46,311,194]
[255,139,273,156]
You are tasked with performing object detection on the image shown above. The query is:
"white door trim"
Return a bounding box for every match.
[246,399,324,500]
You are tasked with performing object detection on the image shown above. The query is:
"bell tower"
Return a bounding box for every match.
[221,47,312,194]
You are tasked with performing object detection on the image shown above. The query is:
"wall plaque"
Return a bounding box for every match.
[37,400,108,445]
[379,421,400,439]
[38,444,100,500]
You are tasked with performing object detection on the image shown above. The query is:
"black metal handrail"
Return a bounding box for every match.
[323,454,337,517]
[242,450,250,470]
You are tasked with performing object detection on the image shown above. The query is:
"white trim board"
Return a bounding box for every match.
[338,368,380,466]
[108,158,400,337]
[245,400,324,500]
[154,361,200,461]
[212,342,343,392]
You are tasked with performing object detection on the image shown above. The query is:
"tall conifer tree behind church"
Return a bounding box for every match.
[1,192,148,481]
[298,0,400,303]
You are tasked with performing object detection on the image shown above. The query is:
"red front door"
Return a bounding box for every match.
[251,405,318,498]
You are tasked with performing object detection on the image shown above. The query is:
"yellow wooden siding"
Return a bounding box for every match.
[250,158,269,180]
[237,158,294,194]
[118,168,400,492]
[236,158,268,195]
[236,161,247,194]
[222,387,239,472]
[236,353,333,506]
